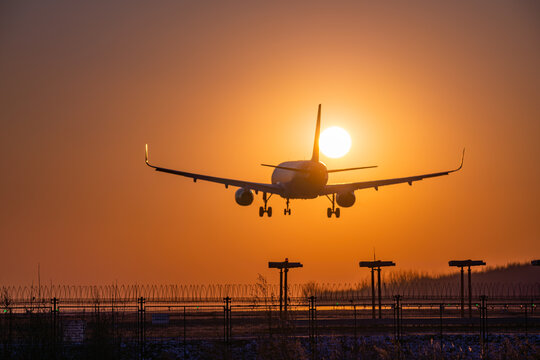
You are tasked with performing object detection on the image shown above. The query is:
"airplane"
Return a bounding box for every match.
[145,105,464,218]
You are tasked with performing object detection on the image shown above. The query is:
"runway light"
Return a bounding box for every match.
[3,309,6,313]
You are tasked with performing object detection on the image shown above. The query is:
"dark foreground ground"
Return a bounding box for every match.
[2,334,539,360]
[2,300,538,359]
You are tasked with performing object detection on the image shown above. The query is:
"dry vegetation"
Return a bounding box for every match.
[300,262,539,298]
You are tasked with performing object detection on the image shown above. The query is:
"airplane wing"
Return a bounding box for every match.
[321,149,464,195]
[145,145,283,195]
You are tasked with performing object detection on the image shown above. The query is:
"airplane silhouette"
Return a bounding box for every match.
[146,105,464,218]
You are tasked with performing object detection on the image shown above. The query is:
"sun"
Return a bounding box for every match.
[319,126,351,158]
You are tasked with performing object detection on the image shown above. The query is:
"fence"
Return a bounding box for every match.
[0,294,538,359]
[2,281,539,304]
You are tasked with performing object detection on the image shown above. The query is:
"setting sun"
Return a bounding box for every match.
[319,126,352,158]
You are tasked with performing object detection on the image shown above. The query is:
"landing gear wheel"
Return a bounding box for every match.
[259,192,273,217]
[326,194,342,218]
[283,198,292,216]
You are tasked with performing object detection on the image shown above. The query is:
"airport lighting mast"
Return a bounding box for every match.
[449,260,486,318]
[359,260,396,319]
[268,258,303,319]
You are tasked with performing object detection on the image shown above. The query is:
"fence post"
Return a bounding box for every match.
[392,295,403,360]
[183,306,186,359]
[480,295,488,359]
[308,296,317,360]
[393,295,402,344]
[223,297,231,353]
[524,303,528,336]
[137,297,145,360]
[8,306,13,357]
[352,301,357,341]
[371,268,376,319]
[439,304,444,343]
[51,297,58,355]
[111,297,116,352]
[352,301,358,357]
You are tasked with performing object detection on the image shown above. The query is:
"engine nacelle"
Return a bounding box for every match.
[235,188,254,206]
[336,192,356,207]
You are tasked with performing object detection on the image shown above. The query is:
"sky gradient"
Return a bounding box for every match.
[1,0,539,286]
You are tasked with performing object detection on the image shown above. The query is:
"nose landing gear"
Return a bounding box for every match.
[259,192,273,217]
[283,198,292,215]
[326,194,341,218]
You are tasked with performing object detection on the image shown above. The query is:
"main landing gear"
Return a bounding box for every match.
[283,198,291,215]
[259,192,273,217]
[326,194,341,218]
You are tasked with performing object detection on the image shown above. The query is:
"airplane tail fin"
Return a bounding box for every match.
[311,104,321,162]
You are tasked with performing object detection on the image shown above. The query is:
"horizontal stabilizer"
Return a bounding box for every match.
[327,165,378,173]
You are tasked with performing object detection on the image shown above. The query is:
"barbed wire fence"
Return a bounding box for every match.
[2,281,539,305]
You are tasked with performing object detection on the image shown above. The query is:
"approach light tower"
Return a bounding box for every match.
[268,258,303,318]
[359,260,396,319]
[449,260,486,318]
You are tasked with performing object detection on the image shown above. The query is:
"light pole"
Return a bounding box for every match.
[359,260,396,319]
[449,260,486,318]
[269,258,303,319]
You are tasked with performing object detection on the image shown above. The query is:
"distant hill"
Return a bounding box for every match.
[379,262,539,298]
[443,262,539,284]
[305,262,540,299]
[385,262,540,286]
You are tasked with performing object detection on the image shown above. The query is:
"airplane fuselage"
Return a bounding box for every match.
[271,160,328,199]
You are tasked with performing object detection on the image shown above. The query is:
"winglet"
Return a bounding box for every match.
[145,144,155,168]
[311,104,321,162]
[453,148,465,172]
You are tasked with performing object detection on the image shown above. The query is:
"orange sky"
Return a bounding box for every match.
[1,1,539,286]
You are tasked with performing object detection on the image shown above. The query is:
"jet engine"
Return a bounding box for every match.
[235,188,254,206]
[336,192,356,207]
